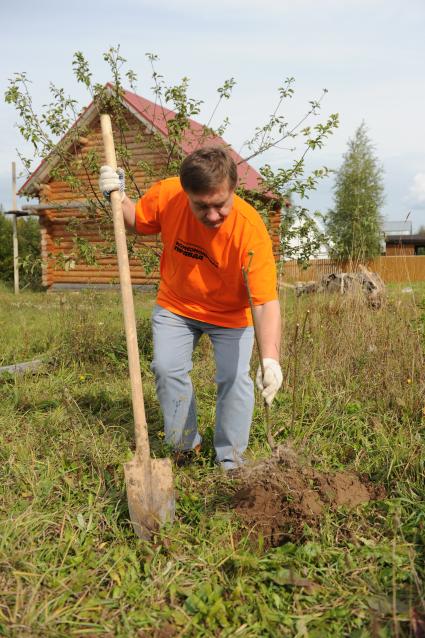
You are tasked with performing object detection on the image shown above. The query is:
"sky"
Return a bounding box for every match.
[1,0,424,231]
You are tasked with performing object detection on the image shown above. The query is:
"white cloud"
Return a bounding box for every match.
[409,173,425,204]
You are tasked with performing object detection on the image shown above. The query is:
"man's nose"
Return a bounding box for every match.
[205,208,221,220]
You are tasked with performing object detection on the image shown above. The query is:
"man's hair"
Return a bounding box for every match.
[180,146,238,194]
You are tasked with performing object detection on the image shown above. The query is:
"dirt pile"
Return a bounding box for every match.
[233,444,385,547]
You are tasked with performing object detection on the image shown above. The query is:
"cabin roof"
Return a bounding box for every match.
[19,84,263,196]
[385,234,425,245]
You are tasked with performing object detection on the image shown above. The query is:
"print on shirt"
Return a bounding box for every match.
[174,239,218,268]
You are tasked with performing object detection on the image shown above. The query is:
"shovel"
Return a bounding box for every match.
[100,113,175,540]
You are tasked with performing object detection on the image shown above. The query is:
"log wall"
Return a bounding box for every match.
[38,113,166,288]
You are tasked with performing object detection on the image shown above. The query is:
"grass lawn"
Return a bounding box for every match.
[0,282,424,637]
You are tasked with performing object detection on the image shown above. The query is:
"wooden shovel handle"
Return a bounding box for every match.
[100,114,151,468]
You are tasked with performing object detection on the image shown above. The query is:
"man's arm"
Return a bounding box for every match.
[252,299,281,361]
[121,195,136,230]
[252,299,283,405]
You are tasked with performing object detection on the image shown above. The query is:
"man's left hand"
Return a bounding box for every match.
[256,358,283,405]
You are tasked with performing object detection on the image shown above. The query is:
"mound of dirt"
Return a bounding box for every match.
[233,444,385,547]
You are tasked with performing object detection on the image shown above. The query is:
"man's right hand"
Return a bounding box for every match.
[99,165,126,201]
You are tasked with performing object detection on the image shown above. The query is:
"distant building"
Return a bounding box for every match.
[382,220,412,236]
[283,217,330,260]
[385,235,425,256]
[381,219,425,255]
[314,243,330,259]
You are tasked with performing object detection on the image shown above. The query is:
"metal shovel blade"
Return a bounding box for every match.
[124,457,175,540]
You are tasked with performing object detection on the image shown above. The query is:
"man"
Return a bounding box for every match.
[99,146,282,470]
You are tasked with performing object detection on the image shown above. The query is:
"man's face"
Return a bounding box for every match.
[186,180,234,229]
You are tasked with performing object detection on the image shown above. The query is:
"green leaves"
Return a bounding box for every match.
[325,121,385,261]
[184,582,229,628]
[217,77,236,100]
[73,51,92,88]
[0,215,41,288]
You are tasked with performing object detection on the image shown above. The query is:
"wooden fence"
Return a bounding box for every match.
[281,256,425,284]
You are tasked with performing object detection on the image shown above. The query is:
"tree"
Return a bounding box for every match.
[417,225,425,236]
[0,211,41,288]
[5,47,339,270]
[325,122,384,261]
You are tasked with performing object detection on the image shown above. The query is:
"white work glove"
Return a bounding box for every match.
[99,165,126,202]
[256,358,283,406]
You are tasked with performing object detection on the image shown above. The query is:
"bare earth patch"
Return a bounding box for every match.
[233,444,385,547]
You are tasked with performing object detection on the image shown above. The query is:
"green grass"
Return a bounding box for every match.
[0,282,424,637]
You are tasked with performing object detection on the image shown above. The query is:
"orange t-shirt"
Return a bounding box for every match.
[135,177,277,328]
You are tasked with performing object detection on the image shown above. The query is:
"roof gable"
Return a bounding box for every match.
[19,84,263,195]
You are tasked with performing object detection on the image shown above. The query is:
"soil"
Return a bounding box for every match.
[232,443,385,547]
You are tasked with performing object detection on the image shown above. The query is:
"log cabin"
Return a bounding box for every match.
[19,84,281,290]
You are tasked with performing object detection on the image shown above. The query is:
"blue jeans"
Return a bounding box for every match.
[151,305,255,469]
